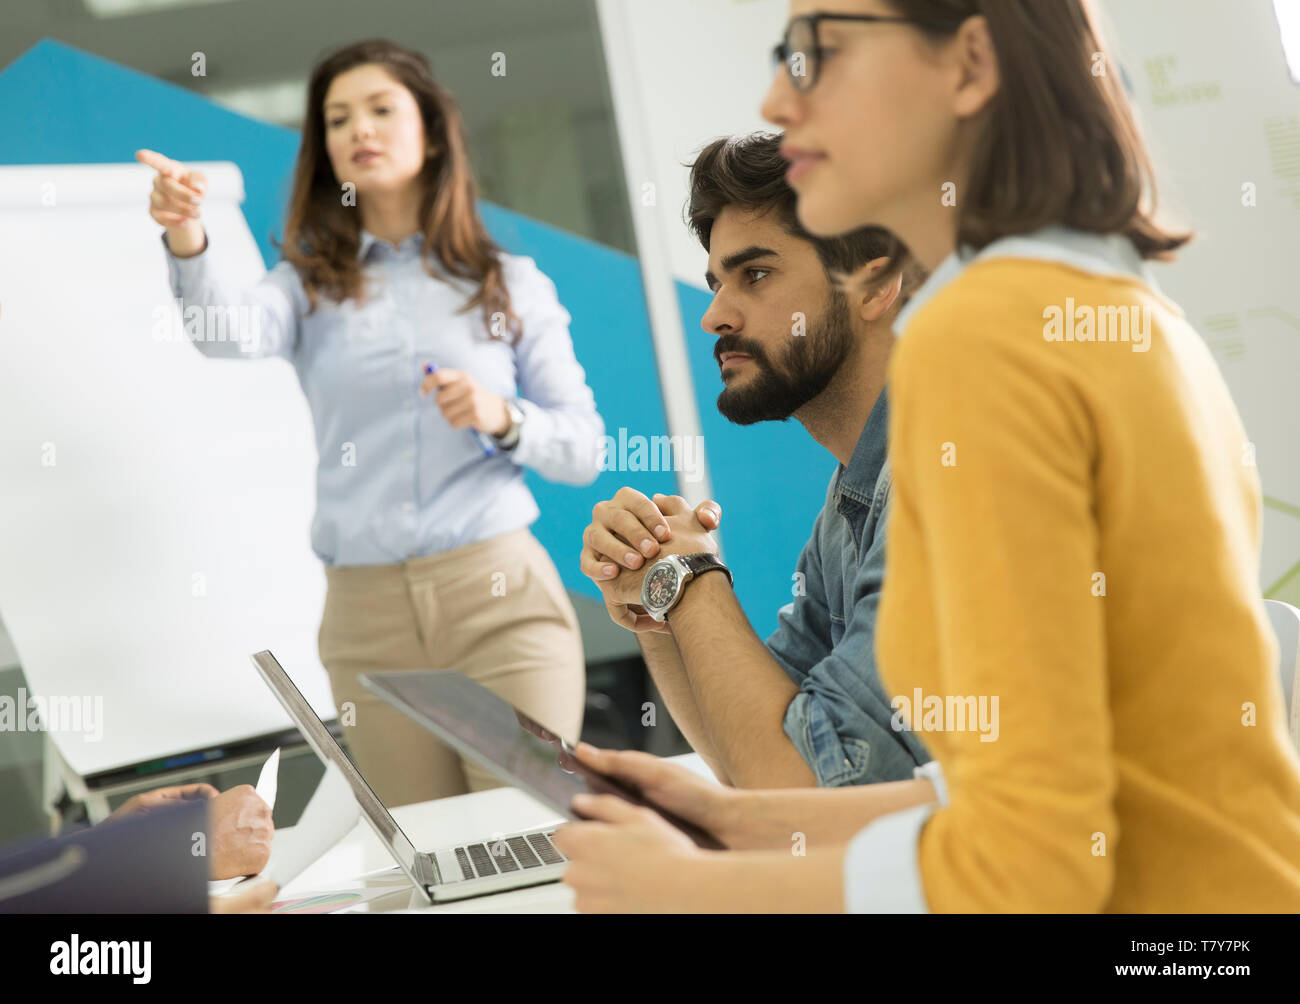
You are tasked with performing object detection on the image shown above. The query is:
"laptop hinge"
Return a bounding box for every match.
[416,851,442,887]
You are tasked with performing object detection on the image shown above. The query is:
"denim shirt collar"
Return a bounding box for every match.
[892,224,1175,338]
[834,386,890,540]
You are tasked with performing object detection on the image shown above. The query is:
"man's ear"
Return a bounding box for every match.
[844,256,903,323]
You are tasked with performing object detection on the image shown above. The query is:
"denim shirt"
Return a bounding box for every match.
[765,388,931,785]
[162,230,603,566]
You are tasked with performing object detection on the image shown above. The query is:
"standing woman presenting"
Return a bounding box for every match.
[139,39,601,806]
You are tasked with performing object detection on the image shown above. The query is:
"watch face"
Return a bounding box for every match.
[644,563,680,610]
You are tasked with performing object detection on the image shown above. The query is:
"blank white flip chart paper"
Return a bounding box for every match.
[0,162,335,777]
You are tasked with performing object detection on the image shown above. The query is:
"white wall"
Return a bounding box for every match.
[602,0,787,290]
[1099,0,1300,600]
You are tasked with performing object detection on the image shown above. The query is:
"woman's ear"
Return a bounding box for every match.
[951,15,1001,119]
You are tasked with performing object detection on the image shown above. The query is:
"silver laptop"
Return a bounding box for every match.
[249,650,566,904]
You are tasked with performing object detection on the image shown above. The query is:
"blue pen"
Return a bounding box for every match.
[423,362,497,457]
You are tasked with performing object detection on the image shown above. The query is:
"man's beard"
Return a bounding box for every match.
[715,289,855,426]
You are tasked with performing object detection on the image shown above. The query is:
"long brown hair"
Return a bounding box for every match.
[879,0,1190,265]
[279,39,519,340]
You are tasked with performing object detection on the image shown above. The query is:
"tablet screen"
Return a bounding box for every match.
[360,670,725,850]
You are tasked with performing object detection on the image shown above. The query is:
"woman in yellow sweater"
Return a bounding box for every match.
[552,0,1300,912]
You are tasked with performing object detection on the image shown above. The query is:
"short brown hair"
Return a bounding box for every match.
[687,132,899,279]
[882,0,1190,261]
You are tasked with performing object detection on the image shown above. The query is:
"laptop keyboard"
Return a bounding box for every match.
[455,831,564,881]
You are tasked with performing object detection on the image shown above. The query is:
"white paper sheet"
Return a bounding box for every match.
[259,763,359,890]
[255,747,280,812]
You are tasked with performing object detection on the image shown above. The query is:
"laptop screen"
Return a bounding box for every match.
[249,651,420,878]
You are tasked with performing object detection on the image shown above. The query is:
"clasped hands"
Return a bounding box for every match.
[578,487,722,633]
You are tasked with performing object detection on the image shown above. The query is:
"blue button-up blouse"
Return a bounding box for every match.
[163,229,603,566]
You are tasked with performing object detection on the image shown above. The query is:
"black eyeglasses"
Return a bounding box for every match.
[772,12,940,92]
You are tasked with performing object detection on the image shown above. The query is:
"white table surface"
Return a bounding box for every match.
[274,752,715,914]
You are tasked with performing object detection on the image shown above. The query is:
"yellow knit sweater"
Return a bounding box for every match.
[877,252,1300,912]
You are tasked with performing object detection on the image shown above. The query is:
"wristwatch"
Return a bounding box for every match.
[494,399,525,450]
[640,553,732,623]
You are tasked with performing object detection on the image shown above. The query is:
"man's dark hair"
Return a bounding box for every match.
[686,132,895,278]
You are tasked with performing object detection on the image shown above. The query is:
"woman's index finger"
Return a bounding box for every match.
[135,148,177,176]
[137,149,203,193]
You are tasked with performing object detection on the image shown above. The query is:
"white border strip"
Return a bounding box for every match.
[0,162,243,208]
[595,0,718,517]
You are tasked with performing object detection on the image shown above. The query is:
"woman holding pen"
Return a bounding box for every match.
[140,38,601,806]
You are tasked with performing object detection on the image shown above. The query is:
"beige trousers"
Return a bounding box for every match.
[318,528,585,807]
